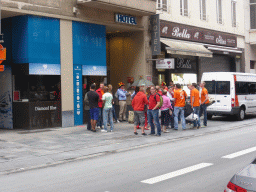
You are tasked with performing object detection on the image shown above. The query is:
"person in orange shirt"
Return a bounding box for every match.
[190,83,201,129]
[200,82,209,127]
[173,84,187,130]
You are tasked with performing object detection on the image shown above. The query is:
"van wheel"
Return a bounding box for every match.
[207,114,212,120]
[237,108,245,121]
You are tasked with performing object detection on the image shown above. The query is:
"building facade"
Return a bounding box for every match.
[0,0,156,129]
[155,0,245,90]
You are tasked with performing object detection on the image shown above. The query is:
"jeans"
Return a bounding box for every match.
[174,107,186,130]
[86,110,91,130]
[193,107,201,127]
[103,108,114,131]
[97,108,103,128]
[112,105,117,121]
[200,104,207,126]
[147,109,161,135]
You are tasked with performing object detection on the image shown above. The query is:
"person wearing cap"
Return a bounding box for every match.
[116,82,130,122]
[161,82,168,91]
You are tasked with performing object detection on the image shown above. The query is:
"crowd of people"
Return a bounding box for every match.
[84,81,210,136]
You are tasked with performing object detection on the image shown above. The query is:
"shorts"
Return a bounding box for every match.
[90,108,99,120]
[134,111,145,126]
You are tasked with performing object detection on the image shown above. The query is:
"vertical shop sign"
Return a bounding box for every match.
[151,14,160,55]
[73,65,83,126]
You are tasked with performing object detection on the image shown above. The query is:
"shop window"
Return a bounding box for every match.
[217,0,223,24]
[250,0,256,29]
[157,0,168,12]
[180,0,188,16]
[249,83,256,94]
[200,0,207,21]
[231,0,237,27]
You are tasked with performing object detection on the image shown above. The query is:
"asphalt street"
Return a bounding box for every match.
[1,123,256,192]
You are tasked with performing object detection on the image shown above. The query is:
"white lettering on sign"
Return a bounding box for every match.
[162,26,168,34]
[216,35,226,45]
[35,106,57,111]
[177,58,192,69]
[172,27,191,39]
[115,14,137,25]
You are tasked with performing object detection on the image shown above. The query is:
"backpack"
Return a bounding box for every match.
[154,93,163,108]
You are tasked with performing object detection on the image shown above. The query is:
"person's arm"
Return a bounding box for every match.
[144,95,149,105]
[191,96,194,108]
[202,90,209,104]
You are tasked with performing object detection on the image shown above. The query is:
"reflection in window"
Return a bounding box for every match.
[180,0,188,16]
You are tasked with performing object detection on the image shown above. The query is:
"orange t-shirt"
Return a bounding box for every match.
[190,88,200,107]
[201,88,209,104]
[174,89,187,107]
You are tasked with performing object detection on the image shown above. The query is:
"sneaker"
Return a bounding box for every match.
[142,133,147,136]
[155,134,161,137]
[134,132,138,135]
[110,130,113,132]
[117,120,120,123]
[107,124,110,126]
[101,130,107,133]
[144,127,149,130]
[197,126,201,129]
[149,133,155,136]
[201,125,207,128]
[173,129,178,131]
[91,129,96,132]
[163,130,170,133]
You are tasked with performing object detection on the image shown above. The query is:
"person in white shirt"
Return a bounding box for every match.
[102,87,114,132]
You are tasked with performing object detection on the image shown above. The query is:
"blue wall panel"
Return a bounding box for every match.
[73,21,106,66]
[11,16,60,64]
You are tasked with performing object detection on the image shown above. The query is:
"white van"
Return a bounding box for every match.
[201,72,256,121]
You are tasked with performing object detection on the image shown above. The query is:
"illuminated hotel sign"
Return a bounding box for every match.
[115,14,137,25]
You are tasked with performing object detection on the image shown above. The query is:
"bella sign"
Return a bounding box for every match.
[115,14,137,25]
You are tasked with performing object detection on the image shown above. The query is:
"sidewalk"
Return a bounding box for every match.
[0,116,256,175]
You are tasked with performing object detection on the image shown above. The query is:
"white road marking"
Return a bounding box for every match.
[141,163,213,184]
[222,146,256,159]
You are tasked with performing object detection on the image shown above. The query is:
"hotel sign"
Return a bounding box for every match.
[150,14,161,55]
[160,21,237,47]
[115,14,137,25]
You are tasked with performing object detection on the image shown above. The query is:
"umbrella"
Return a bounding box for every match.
[131,78,154,87]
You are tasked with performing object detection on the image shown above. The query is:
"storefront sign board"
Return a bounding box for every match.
[156,59,175,69]
[29,64,61,75]
[82,65,107,76]
[74,65,83,126]
[115,14,137,25]
[151,14,161,55]
[160,21,237,47]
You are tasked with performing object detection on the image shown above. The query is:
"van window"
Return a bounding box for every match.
[249,83,256,94]
[236,82,248,95]
[204,81,230,95]
[216,81,230,94]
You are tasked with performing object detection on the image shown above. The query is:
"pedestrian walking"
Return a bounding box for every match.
[147,86,162,136]
[108,84,119,123]
[173,84,187,130]
[160,90,173,133]
[199,82,209,127]
[116,82,131,122]
[102,86,114,132]
[96,82,104,129]
[132,87,149,135]
[167,86,175,129]
[87,84,100,132]
[189,83,201,129]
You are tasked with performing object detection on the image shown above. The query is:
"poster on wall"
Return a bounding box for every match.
[0,65,13,129]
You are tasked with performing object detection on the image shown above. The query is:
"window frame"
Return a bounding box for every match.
[157,0,168,12]
[250,0,256,29]
[200,0,207,21]
[231,0,237,27]
[216,0,223,24]
[180,0,189,17]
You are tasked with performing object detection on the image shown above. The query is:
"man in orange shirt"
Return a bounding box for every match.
[200,82,209,127]
[173,84,187,130]
[190,83,200,129]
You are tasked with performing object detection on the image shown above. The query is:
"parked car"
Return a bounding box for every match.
[224,158,256,192]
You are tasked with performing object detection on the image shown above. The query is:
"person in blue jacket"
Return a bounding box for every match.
[116,82,131,122]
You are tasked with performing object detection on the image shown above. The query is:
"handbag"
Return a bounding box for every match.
[185,112,199,121]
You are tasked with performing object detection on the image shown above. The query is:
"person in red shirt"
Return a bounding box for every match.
[96,82,104,129]
[200,82,209,127]
[147,86,162,136]
[156,85,163,95]
[132,87,149,135]
[189,83,201,129]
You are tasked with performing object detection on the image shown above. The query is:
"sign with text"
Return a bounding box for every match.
[115,14,137,25]
[73,65,83,126]
[156,59,175,69]
[160,21,237,47]
[151,14,161,55]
